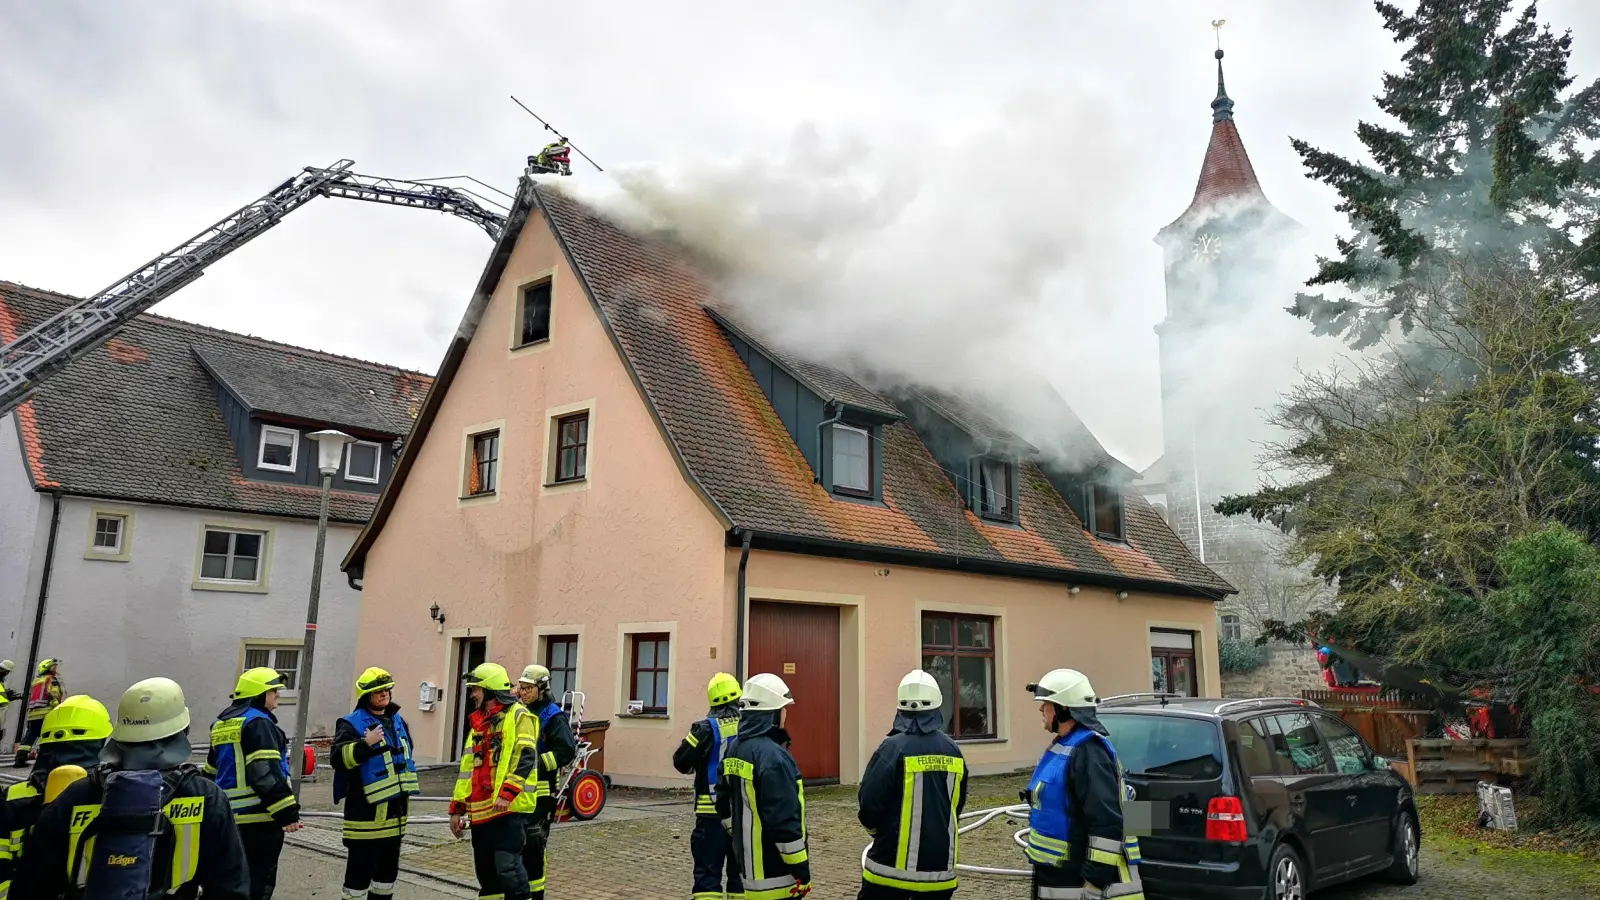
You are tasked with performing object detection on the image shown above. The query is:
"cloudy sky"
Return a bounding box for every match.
[5,1,1600,469]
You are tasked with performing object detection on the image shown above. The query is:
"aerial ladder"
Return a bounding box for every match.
[0,159,512,417]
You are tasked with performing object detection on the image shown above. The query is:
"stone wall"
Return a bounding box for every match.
[1221,644,1325,699]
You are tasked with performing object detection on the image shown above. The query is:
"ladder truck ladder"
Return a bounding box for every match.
[0,159,508,417]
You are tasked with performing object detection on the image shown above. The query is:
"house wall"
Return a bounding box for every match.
[0,415,46,728]
[6,497,362,743]
[354,208,729,767]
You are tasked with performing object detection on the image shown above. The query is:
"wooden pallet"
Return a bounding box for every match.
[1404,738,1532,793]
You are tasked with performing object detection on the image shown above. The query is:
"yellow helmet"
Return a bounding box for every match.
[41,695,112,744]
[707,672,742,707]
[232,667,287,700]
[355,667,397,699]
[38,658,59,675]
[463,663,513,693]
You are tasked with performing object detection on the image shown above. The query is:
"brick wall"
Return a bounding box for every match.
[1221,644,1324,698]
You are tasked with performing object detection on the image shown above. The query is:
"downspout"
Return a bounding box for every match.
[18,491,62,743]
[815,402,842,484]
[735,529,753,681]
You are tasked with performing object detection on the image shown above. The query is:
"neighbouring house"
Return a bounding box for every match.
[0,281,431,747]
[340,175,1236,786]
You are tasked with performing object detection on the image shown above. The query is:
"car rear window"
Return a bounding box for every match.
[1101,713,1223,779]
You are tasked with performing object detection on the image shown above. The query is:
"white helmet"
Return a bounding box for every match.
[111,677,192,743]
[897,669,943,711]
[1028,668,1097,709]
[741,673,794,711]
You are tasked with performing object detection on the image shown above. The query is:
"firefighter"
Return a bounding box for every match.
[715,673,810,900]
[672,671,744,900]
[513,665,574,900]
[331,666,420,900]
[0,695,111,897]
[857,669,968,900]
[448,663,539,900]
[0,660,23,749]
[533,139,571,175]
[13,658,64,768]
[1024,668,1144,900]
[14,676,250,899]
[206,667,301,900]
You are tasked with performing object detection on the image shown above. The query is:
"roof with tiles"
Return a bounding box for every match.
[0,281,431,524]
[345,180,1232,599]
[1162,50,1275,233]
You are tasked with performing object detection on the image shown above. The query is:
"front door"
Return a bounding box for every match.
[748,601,840,782]
[451,637,487,761]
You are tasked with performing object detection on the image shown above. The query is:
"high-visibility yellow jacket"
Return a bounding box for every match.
[449,700,540,825]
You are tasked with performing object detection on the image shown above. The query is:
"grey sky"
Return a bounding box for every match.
[4,1,1599,468]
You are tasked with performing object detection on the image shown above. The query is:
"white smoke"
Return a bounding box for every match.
[570,85,1349,488]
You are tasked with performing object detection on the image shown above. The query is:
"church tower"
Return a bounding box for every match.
[1146,46,1296,570]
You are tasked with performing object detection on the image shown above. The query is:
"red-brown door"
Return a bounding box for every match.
[748,601,840,782]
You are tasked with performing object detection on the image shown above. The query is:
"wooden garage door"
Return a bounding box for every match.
[749,601,840,781]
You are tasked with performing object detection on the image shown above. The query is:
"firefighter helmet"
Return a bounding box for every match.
[356,667,397,699]
[707,672,742,707]
[111,677,191,744]
[741,673,794,711]
[233,667,287,700]
[897,669,943,711]
[41,695,112,743]
[463,663,514,693]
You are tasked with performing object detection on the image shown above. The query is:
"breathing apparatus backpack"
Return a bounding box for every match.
[78,764,202,899]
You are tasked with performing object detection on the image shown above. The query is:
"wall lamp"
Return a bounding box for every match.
[1068,586,1081,595]
[429,602,447,633]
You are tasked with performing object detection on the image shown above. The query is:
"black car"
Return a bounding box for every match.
[1097,695,1420,900]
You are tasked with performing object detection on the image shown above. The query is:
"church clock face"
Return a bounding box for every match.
[1192,231,1223,262]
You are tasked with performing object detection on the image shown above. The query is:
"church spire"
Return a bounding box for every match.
[1211,49,1234,124]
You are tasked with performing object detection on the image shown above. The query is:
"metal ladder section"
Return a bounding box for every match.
[0,159,507,416]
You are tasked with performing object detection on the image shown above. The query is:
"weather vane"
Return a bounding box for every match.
[1212,18,1226,51]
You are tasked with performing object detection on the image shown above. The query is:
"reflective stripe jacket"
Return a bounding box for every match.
[1026,726,1144,898]
[449,700,539,825]
[858,710,968,892]
[530,698,577,798]
[330,704,418,841]
[714,711,810,900]
[13,766,250,900]
[26,675,62,722]
[3,738,109,894]
[671,707,740,817]
[205,703,298,827]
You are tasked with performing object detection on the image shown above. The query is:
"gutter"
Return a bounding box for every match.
[734,530,752,681]
[18,491,62,741]
[728,528,1233,601]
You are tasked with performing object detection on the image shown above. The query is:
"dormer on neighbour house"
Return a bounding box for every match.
[711,310,903,503]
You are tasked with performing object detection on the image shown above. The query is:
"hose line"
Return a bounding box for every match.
[860,803,1034,879]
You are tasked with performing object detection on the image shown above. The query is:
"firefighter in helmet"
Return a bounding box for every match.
[0,660,23,750]
[13,658,64,767]
[331,666,420,900]
[206,667,301,900]
[0,695,112,896]
[449,663,539,900]
[716,673,811,900]
[672,672,744,900]
[1024,668,1144,899]
[513,665,575,899]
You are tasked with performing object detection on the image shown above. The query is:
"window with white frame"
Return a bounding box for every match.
[243,645,301,694]
[258,426,299,472]
[201,529,265,583]
[345,441,381,483]
[91,514,126,554]
[831,424,871,496]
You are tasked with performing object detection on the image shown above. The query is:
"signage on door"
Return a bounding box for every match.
[783,662,796,674]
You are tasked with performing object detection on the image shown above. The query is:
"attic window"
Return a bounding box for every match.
[258,426,298,473]
[517,281,552,347]
[978,458,1013,521]
[831,424,871,496]
[345,441,381,484]
[1087,482,1125,542]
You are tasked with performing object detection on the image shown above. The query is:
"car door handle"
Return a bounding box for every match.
[1346,795,1358,805]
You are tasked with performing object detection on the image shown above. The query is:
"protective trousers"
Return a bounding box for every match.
[858,883,954,900]
[342,835,402,899]
[520,804,552,899]
[691,815,743,900]
[239,821,285,900]
[1032,862,1086,900]
[10,721,41,767]
[470,815,529,900]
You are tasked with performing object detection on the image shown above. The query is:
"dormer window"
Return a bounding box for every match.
[831,424,872,496]
[1087,482,1125,542]
[258,426,298,472]
[345,441,381,484]
[978,458,1013,521]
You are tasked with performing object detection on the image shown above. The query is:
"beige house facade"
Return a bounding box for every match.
[343,181,1234,785]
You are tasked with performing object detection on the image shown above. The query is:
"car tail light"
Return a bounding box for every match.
[1206,795,1247,842]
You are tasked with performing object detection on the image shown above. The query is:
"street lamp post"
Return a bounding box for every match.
[289,429,354,797]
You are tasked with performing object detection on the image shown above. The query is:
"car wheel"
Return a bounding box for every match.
[1385,810,1421,885]
[1264,843,1306,900]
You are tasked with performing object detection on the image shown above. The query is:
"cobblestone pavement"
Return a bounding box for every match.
[285,772,1600,899]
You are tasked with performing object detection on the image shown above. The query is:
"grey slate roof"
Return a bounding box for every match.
[193,346,415,435]
[0,281,433,524]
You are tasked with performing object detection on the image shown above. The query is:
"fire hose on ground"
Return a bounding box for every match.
[861,803,1034,878]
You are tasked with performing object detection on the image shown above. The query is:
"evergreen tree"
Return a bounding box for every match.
[1291,0,1600,349]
